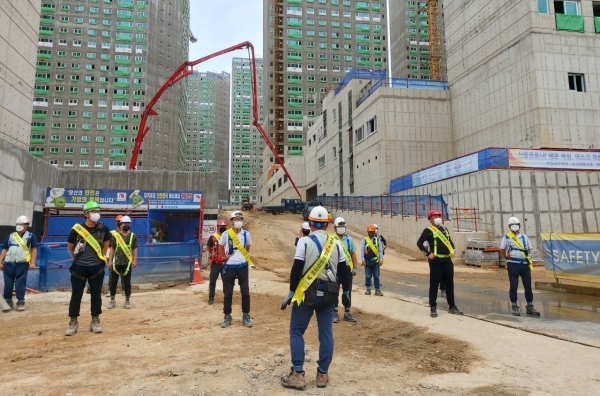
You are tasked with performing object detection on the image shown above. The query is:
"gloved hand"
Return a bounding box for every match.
[352,269,357,276]
[342,291,350,308]
[281,291,294,310]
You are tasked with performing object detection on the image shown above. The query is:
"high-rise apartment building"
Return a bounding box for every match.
[230,58,264,204]
[390,0,446,80]
[183,71,230,201]
[31,0,190,170]
[262,0,388,161]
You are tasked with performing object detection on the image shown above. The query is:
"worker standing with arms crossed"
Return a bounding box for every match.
[218,210,253,328]
[331,217,357,323]
[280,206,351,390]
[417,210,463,317]
[500,217,540,316]
[206,219,227,305]
[107,215,137,309]
[361,224,384,296]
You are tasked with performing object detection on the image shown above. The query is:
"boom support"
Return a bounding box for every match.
[128,41,302,199]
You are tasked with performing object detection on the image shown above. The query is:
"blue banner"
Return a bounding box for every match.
[45,188,203,210]
[541,233,600,283]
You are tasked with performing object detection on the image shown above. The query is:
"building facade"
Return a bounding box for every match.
[230,58,264,204]
[389,0,447,80]
[183,71,230,201]
[31,0,190,170]
[262,0,388,163]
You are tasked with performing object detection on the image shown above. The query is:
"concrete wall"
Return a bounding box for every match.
[258,155,306,207]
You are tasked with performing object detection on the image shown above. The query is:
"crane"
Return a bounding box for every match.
[128,41,302,199]
[421,0,442,81]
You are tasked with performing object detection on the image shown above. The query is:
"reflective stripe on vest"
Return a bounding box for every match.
[428,226,455,258]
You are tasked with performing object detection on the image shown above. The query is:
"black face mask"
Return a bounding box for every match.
[219,227,227,234]
[122,225,131,232]
[302,230,310,236]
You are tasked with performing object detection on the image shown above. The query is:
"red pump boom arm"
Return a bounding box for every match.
[129,41,302,199]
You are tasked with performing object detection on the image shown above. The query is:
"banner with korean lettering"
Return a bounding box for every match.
[411,153,479,188]
[45,188,203,210]
[541,233,600,284]
[509,149,600,170]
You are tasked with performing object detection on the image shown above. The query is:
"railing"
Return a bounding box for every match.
[356,78,449,107]
[452,207,479,232]
[321,194,449,220]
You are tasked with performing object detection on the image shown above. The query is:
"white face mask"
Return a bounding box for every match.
[234,220,243,229]
[89,213,101,223]
[433,217,443,226]
[336,227,346,235]
[16,225,25,232]
[510,225,520,232]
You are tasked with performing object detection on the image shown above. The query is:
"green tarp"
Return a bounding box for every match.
[595,17,600,33]
[555,14,584,33]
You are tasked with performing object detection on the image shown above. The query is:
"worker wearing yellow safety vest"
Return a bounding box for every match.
[107,215,138,310]
[332,217,358,323]
[417,210,463,318]
[500,217,540,317]
[66,200,111,335]
[280,206,351,390]
[218,210,253,328]
[361,224,384,296]
[207,219,228,305]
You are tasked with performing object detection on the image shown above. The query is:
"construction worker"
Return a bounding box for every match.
[295,222,311,246]
[417,210,463,317]
[373,224,387,252]
[280,206,351,390]
[206,219,227,304]
[361,224,384,296]
[107,215,137,309]
[500,217,540,317]
[0,216,38,311]
[423,240,446,299]
[332,217,357,323]
[106,215,123,297]
[218,210,253,328]
[327,210,333,224]
[65,200,111,336]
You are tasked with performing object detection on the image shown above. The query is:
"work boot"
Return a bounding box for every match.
[89,318,103,333]
[375,290,384,296]
[332,312,340,323]
[107,300,116,310]
[365,289,371,295]
[343,312,357,322]
[440,290,446,299]
[208,298,214,305]
[65,320,78,336]
[221,314,232,328]
[316,370,329,388]
[430,307,438,317]
[7,300,14,310]
[124,301,132,309]
[281,368,306,390]
[16,300,25,311]
[449,306,463,315]
[526,305,540,316]
[242,313,253,327]
[511,305,520,316]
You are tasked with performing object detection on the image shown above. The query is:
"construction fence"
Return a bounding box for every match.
[321,194,449,220]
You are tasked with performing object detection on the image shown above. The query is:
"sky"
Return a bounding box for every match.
[188,0,264,74]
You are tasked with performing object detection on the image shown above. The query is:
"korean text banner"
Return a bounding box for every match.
[45,188,203,210]
[509,149,600,170]
[541,233,600,283]
[411,153,479,188]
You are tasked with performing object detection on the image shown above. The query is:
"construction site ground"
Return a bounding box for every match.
[1,211,600,396]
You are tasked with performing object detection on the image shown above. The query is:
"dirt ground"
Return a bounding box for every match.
[1,211,599,395]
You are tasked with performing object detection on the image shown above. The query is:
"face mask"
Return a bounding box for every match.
[16,225,25,232]
[510,225,520,232]
[89,213,101,223]
[302,230,310,236]
[433,217,443,226]
[234,221,243,229]
[337,227,346,235]
[122,225,131,232]
[219,227,227,234]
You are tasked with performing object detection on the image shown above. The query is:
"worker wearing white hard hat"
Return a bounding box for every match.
[331,217,358,323]
[295,222,311,246]
[372,224,387,252]
[500,217,540,317]
[107,215,138,310]
[0,216,38,311]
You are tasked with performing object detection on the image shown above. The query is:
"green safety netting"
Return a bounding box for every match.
[595,17,600,33]
[555,14,584,33]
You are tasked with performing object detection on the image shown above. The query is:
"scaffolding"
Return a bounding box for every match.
[427,0,442,81]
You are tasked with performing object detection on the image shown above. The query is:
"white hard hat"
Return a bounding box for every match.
[16,216,30,224]
[508,216,520,225]
[120,215,132,223]
[334,217,346,226]
[230,210,243,219]
[308,206,328,222]
[301,222,310,230]
[373,224,379,229]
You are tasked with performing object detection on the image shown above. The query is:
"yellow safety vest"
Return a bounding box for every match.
[226,228,254,268]
[292,235,336,305]
[72,224,106,262]
[110,230,134,275]
[364,237,380,261]
[507,232,533,270]
[332,233,353,272]
[428,226,455,258]
[11,232,31,263]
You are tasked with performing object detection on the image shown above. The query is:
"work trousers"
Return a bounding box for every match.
[364,260,381,290]
[290,296,334,373]
[68,264,105,317]
[429,260,455,308]
[109,265,132,297]
[334,272,352,313]
[222,265,250,315]
[507,262,533,304]
[3,262,29,303]
[208,263,224,299]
